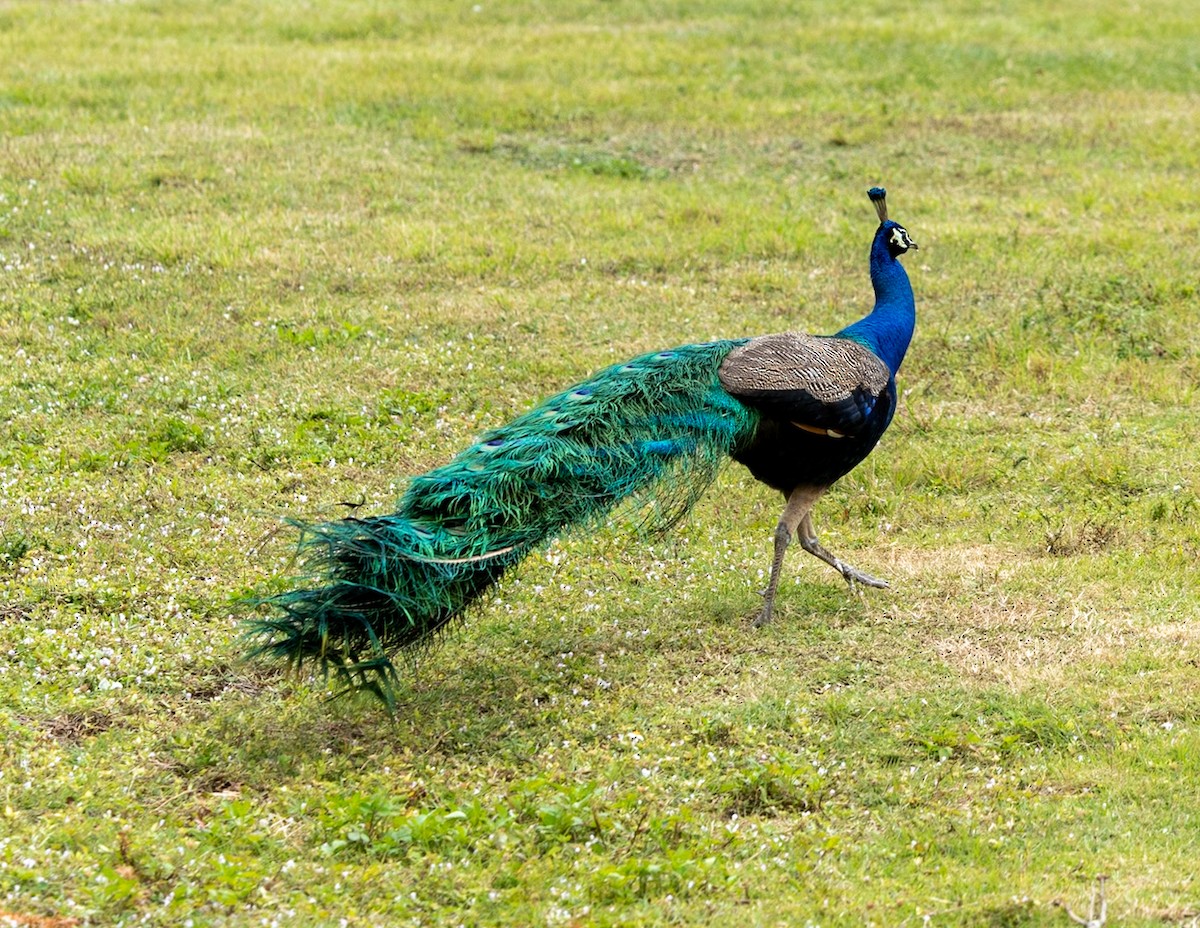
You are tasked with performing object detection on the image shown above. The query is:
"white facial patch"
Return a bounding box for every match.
[889,227,911,250]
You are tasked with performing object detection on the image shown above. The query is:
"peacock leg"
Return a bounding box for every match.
[798,512,888,590]
[754,486,825,628]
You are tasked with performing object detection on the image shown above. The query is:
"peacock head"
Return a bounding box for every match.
[868,186,918,257]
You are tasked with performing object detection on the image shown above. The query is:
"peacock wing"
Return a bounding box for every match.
[718,332,891,437]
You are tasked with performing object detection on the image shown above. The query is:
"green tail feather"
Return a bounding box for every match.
[247,339,759,701]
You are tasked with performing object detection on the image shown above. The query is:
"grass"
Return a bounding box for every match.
[2,0,1199,924]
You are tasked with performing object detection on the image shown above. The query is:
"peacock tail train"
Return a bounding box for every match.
[248,339,761,701]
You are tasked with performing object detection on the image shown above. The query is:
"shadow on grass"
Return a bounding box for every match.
[189,584,890,777]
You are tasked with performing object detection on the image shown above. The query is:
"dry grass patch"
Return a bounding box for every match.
[876,545,1189,691]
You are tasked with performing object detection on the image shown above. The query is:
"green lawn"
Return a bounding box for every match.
[2,1,1199,925]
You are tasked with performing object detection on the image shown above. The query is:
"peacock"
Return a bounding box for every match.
[249,187,918,704]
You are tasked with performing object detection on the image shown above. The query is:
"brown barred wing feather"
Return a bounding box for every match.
[717,332,891,437]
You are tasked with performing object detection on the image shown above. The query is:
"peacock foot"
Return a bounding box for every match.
[753,588,778,627]
[838,563,888,590]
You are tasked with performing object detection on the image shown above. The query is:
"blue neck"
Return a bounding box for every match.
[836,224,916,375]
